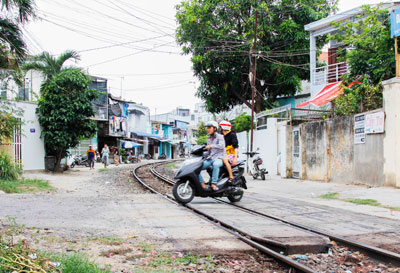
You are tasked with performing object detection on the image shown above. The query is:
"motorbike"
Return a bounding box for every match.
[127,154,140,163]
[244,149,268,180]
[172,145,247,204]
[158,153,167,160]
[70,154,90,168]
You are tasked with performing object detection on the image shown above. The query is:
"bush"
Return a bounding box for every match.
[0,150,21,180]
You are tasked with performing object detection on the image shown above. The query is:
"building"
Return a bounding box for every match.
[151,120,173,158]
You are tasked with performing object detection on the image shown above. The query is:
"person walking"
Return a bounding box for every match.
[87,145,96,169]
[114,148,120,166]
[101,144,109,168]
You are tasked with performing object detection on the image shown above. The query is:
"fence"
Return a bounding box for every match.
[312,62,349,85]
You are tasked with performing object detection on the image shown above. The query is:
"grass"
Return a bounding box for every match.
[166,163,176,169]
[88,236,124,246]
[58,253,111,273]
[98,168,110,172]
[0,178,53,193]
[319,192,400,211]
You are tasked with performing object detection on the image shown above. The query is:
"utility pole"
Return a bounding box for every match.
[250,2,258,152]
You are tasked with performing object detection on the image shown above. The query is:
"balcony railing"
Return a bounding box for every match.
[312,62,349,86]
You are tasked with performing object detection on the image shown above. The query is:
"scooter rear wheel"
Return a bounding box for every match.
[261,173,266,180]
[173,180,195,204]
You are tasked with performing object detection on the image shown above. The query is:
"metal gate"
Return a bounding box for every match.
[13,120,22,168]
[292,127,300,178]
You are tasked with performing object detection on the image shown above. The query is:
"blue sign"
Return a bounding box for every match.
[30,128,35,133]
[391,8,400,38]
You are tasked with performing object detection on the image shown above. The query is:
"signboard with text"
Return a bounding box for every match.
[365,111,385,134]
[354,114,365,144]
[391,8,400,37]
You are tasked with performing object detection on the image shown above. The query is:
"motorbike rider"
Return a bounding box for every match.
[199,121,226,191]
[219,120,239,182]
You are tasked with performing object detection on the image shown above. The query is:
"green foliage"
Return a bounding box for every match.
[58,253,111,273]
[329,6,394,85]
[22,50,81,93]
[196,121,207,138]
[334,76,383,116]
[196,135,208,145]
[233,113,252,132]
[0,178,52,193]
[176,0,337,113]
[0,150,20,180]
[37,68,97,171]
[0,0,35,64]
[0,113,19,144]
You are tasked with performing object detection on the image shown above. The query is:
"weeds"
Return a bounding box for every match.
[0,178,52,193]
[98,168,109,172]
[0,218,111,273]
[318,192,400,211]
[0,150,21,180]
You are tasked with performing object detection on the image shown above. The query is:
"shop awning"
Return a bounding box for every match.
[131,130,161,138]
[122,141,142,148]
[296,81,361,108]
[296,81,343,108]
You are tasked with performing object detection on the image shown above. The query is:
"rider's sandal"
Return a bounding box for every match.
[211,185,219,191]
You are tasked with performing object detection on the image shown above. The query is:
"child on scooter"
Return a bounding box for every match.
[219,120,239,182]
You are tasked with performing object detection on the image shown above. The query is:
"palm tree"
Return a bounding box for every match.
[22,50,81,92]
[0,0,35,63]
[1,0,35,23]
[22,50,80,78]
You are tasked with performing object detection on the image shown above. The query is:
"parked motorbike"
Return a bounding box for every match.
[144,154,152,160]
[244,149,268,180]
[96,151,102,163]
[70,154,90,168]
[158,153,167,160]
[172,145,247,204]
[127,155,140,163]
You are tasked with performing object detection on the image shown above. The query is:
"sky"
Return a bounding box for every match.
[23,0,386,114]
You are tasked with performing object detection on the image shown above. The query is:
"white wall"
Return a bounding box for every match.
[236,118,279,175]
[18,102,45,171]
[253,119,278,175]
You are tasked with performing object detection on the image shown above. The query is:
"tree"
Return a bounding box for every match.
[233,113,252,132]
[37,69,97,171]
[330,6,392,115]
[330,6,394,86]
[0,0,35,63]
[22,50,80,92]
[176,0,337,113]
[195,121,208,144]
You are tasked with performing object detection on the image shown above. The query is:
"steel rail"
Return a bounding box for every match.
[151,163,400,267]
[133,162,318,273]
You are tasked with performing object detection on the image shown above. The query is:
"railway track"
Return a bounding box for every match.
[133,161,400,272]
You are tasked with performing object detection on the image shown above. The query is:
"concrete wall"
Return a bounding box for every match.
[299,112,384,186]
[18,102,45,171]
[382,78,400,187]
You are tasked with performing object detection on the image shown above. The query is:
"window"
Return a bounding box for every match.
[17,87,28,101]
[191,114,195,121]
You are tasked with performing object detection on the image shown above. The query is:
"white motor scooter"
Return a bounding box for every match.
[244,148,268,180]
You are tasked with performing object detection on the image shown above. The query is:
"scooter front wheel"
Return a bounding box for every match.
[228,191,243,202]
[70,162,75,168]
[173,180,195,204]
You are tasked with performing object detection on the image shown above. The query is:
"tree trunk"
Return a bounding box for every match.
[54,149,63,172]
[255,94,264,113]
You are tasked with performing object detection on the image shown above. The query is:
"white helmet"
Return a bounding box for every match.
[219,120,232,131]
[205,121,218,128]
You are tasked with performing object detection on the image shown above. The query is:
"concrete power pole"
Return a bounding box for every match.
[250,2,258,152]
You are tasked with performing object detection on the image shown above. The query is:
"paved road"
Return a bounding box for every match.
[0,165,251,254]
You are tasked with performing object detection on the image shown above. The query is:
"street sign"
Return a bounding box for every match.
[391,8,400,38]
